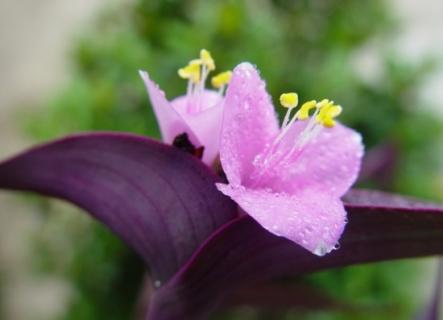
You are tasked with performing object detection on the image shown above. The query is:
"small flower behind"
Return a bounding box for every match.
[139,49,232,165]
[217,63,364,255]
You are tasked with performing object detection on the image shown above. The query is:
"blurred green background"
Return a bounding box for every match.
[6,0,443,319]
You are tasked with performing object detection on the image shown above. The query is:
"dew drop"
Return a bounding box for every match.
[313,242,329,256]
[304,225,314,234]
[264,187,273,193]
[352,133,362,143]
[154,280,162,288]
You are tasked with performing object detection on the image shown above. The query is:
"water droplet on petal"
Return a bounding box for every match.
[313,242,330,256]
[304,225,314,234]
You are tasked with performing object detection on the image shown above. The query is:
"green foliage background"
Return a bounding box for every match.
[26,0,443,319]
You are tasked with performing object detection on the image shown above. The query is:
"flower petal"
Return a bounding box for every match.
[216,183,346,255]
[220,63,279,185]
[139,70,201,147]
[263,121,363,197]
[170,91,223,164]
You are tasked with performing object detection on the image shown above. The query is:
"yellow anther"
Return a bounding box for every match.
[178,60,202,83]
[189,58,203,66]
[317,99,331,108]
[200,49,215,71]
[211,71,232,88]
[298,100,317,120]
[321,118,337,128]
[327,104,342,118]
[316,103,342,128]
[279,93,299,109]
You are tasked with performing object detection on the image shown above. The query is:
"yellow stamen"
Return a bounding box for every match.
[316,103,342,128]
[321,118,337,128]
[200,49,215,71]
[298,100,317,120]
[211,71,232,89]
[178,60,202,83]
[279,93,299,109]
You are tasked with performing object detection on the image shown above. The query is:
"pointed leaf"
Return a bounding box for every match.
[0,132,237,283]
[2,135,443,320]
[147,189,443,319]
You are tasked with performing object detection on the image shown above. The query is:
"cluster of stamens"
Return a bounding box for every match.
[276,92,342,146]
[251,92,343,186]
[178,49,232,112]
[280,92,342,127]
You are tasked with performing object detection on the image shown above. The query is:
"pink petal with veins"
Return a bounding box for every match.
[216,183,347,255]
[251,121,363,197]
[139,71,200,147]
[171,91,223,164]
[219,63,279,186]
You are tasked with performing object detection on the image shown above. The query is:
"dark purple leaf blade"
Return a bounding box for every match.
[0,132,237,283]
[147,190,443,320]
[2,134,443,320]
[222,282,352,312]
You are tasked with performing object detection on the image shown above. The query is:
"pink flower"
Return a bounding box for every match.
[139,50,232,165]
[216,63,364,255]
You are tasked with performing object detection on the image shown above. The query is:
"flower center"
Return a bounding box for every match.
[251,92,343,187]
[178,49,232,113]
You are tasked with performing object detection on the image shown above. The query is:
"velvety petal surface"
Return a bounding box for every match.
[219,62,279,186]
[139,71,201,148]
[147,189,443,320]
[171,91,223,164]
[0,132,237,283]
[217,184,346,255]
[260,121,364,197]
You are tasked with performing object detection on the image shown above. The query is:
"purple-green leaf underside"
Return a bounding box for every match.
[0,132,237,283]
[1,133,443,320]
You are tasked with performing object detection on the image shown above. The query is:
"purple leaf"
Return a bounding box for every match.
[1,134,443,320]
[0,132,237,283]
[147,190,443,319]
[222,282,351,312]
